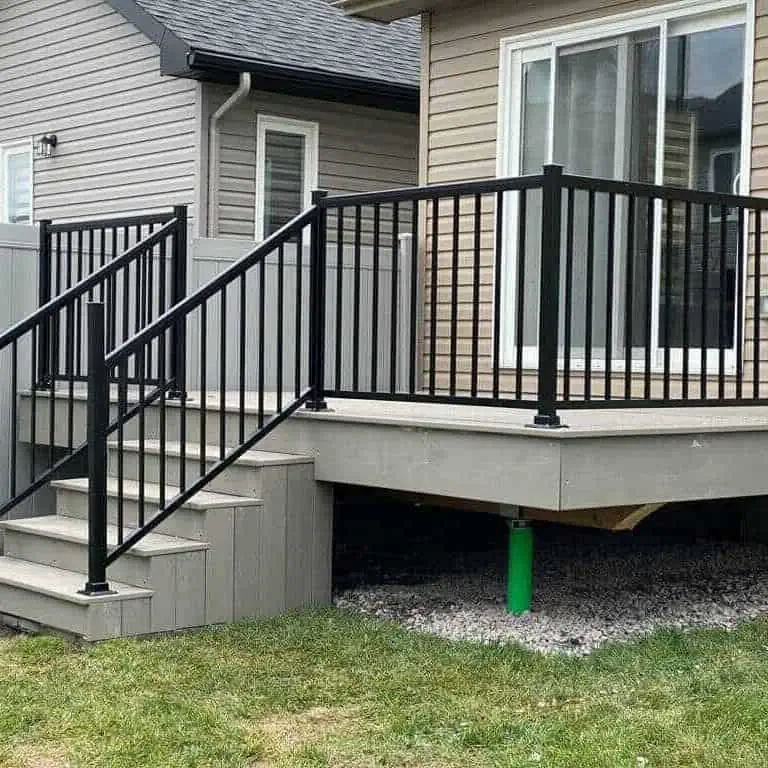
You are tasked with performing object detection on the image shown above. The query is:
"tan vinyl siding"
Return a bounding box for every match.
[0,0,197,221]
[205,84,418,240]
[423,0,764,397]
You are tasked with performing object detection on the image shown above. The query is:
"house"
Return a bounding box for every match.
[4,0,768,639]
[0,0,420,237]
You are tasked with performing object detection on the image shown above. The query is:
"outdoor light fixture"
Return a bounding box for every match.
[34,135,58,159]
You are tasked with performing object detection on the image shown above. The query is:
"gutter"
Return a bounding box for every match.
[188,50,419,113]
[207,72,252,237]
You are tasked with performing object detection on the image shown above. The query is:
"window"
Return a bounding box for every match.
[255,116,319,241]
[499,0,750,371]
[0,142,32,224]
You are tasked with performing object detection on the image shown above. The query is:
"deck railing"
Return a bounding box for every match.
[80,168,768,590]
[318,165,768,425]
[0,208,187,520]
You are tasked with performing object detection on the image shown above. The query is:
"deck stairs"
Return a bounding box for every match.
[0,437,331,640]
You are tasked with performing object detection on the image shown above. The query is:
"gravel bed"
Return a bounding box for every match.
[334,529,768,654]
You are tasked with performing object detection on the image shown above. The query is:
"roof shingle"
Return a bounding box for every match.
[133,0,420,89]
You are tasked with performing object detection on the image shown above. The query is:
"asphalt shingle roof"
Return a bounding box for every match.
[133,0,420,89]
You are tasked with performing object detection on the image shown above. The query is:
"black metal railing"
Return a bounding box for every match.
[82,205,321,592]
[0,208,187,519]
[80,168,768,590]
[37,210,185,386]
[316,165,768,425]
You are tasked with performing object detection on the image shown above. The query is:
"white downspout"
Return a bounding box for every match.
[207,72,252,237]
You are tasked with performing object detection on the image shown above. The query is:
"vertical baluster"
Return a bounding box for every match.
[449,195,459,397]
[754,211,761,398]
[219,287,227,460]
[390,202,400,394]
[138,346,146,528]
[605,193,616,400]
[470,195,481,398]
[110,228,118,351]
[563,188,575,401]
[493,191,503,400]
[117,359,127,545]
[30,328,37,482]
[350,208,362,393]
[584,189,595,401]
[663,199,673,402]
[682,201,692,400]
[75,231,83,379]
[66,301,75,452]
[644,197,654,400]
[48,313,57,467]
[66,231,72,292]
[258,256,266,429]
[159,326,167,510]
[147,225,155,379]
[295,229,303,398]
[718,204,728,399]
[239,273,247,443]
[516,190,528,400]
[199,302,207,477]
[10,340,17,498]
[701,205,710,399]
[371,204,381,393]
[159,237,167,381]
[409,199,419,395]
[277,243,285,411]
[178,322,187,493]
[624,195,635,401]
[335,208,344,392]
[429,197,439,395]
[736,207,745,400]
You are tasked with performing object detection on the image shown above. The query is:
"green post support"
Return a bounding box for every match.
[507,520,533,615]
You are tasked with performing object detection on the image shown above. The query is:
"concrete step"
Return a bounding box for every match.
[0,556,153,641]
[0,516,209,634]
[53,477,262,540]
[108,441,312,498]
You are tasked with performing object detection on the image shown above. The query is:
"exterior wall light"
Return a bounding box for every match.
[35,135,58,159]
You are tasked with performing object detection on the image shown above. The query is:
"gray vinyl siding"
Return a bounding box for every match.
[205,84,419,239]
[0,0,198,221]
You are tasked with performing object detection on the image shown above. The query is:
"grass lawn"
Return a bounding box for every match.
[1,610,768,767]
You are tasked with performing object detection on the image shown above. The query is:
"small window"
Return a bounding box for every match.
[255,116,319,241]
[0,142,33,224]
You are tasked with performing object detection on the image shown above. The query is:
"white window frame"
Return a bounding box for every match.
[496,0,754,374]
[254,115,319,241]
[0,140,33,225]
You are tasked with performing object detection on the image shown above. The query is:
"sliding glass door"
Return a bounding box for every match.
[502,3,747,373]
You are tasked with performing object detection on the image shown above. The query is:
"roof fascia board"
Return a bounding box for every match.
[187,50,419,112]
[331,0,444,22]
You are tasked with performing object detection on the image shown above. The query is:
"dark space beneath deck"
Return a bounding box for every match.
[332,489,768,653]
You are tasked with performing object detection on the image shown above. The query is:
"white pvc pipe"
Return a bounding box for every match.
[207,72,252,237]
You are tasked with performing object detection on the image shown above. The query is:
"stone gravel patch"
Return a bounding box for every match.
[334,530,768,654]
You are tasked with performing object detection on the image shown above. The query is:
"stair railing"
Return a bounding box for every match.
[0,208,187,519]
[83,202,325,593]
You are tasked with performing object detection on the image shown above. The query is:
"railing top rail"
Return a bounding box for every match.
[319,174,545,208]
[105,206,318,367]
[561,172,768,211]
[0,218,179,349]
[46,210,177,233]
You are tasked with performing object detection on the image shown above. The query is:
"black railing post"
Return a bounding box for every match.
[307,190,329,411]
[81,302,113,595]
[169,205,188,398]
[533,164,564,428]
[37,219,52,387]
